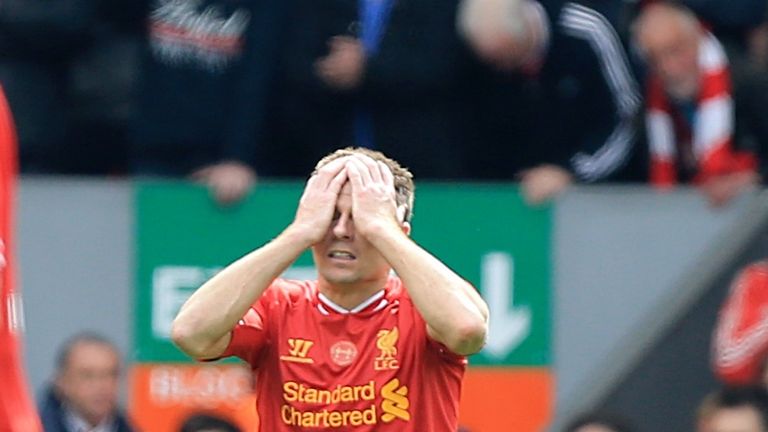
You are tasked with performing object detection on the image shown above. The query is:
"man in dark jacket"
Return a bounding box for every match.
[460,0,642,204]
[264,0,475,180]
[39,333,134,432]
[132,0,285,204]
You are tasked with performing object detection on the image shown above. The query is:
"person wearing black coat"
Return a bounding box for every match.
[39,387,134,432]
[263,0,476,180]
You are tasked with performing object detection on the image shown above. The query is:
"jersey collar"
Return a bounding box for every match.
[317,289,388,316]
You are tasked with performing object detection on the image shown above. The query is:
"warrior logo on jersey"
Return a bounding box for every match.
[375,327,400,371]
[280,339,314,364]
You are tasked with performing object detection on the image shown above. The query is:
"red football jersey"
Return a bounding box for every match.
[220,276,467,431]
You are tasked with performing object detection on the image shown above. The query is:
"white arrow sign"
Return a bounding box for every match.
[481,252,531,359]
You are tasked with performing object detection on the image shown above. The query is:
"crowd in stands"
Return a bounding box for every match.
[12,0,768,430]
[5,0,768,206]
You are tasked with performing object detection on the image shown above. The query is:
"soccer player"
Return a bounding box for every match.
[172,147,489,431]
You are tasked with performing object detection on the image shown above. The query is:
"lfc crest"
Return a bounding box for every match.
[375,327,400,371]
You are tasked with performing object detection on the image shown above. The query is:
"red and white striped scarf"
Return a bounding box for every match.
[646,32,755,186]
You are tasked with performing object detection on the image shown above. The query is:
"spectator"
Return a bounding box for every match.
[459,59,541,182]
[633,2,763,207]
[696,386,768,432]
[712,261,768,386]
[179,413,241,432]
[459,0,642,204]
[565,412,638,432]
[131,0,285,204]
[39,332,135,432]
[265,0,475,179]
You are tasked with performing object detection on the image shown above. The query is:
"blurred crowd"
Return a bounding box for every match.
[5,0,768,206]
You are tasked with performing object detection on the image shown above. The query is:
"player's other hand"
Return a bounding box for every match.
[290,157,349,246]
[346,155,400,239]
[700,171,759,208]
[519,164,573,206]
[191,161,256,205]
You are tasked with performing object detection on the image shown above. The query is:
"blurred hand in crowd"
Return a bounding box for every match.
[519,165,573,205]
[700,171,759,208]
[315,36,366,90]
[190,161,256,205]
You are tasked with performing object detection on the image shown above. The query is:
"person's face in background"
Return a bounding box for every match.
[55,341,120,427]
[708,406,767,432]
[636,7,702,101]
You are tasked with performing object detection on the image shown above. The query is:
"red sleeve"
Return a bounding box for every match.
[216,282,281,365]
[216,279,312,365]
[712,262,768,384]
[398,281,467,366]
[426,336,467,366]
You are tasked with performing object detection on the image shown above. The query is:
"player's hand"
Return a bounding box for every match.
[290,157,349,246]
[190,161,256,205]
[700,171,759,208]
[345,155,400,239]
[315,36,366,90]
[519,164,573,205]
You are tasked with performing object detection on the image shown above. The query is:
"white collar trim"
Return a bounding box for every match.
[317,290,386,314]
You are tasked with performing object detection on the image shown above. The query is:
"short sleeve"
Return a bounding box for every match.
[427,336,468,366]
[217,283,281,365]
[399,282,467,366]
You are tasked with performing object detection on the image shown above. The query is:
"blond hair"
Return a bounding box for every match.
[314,147,415,222]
